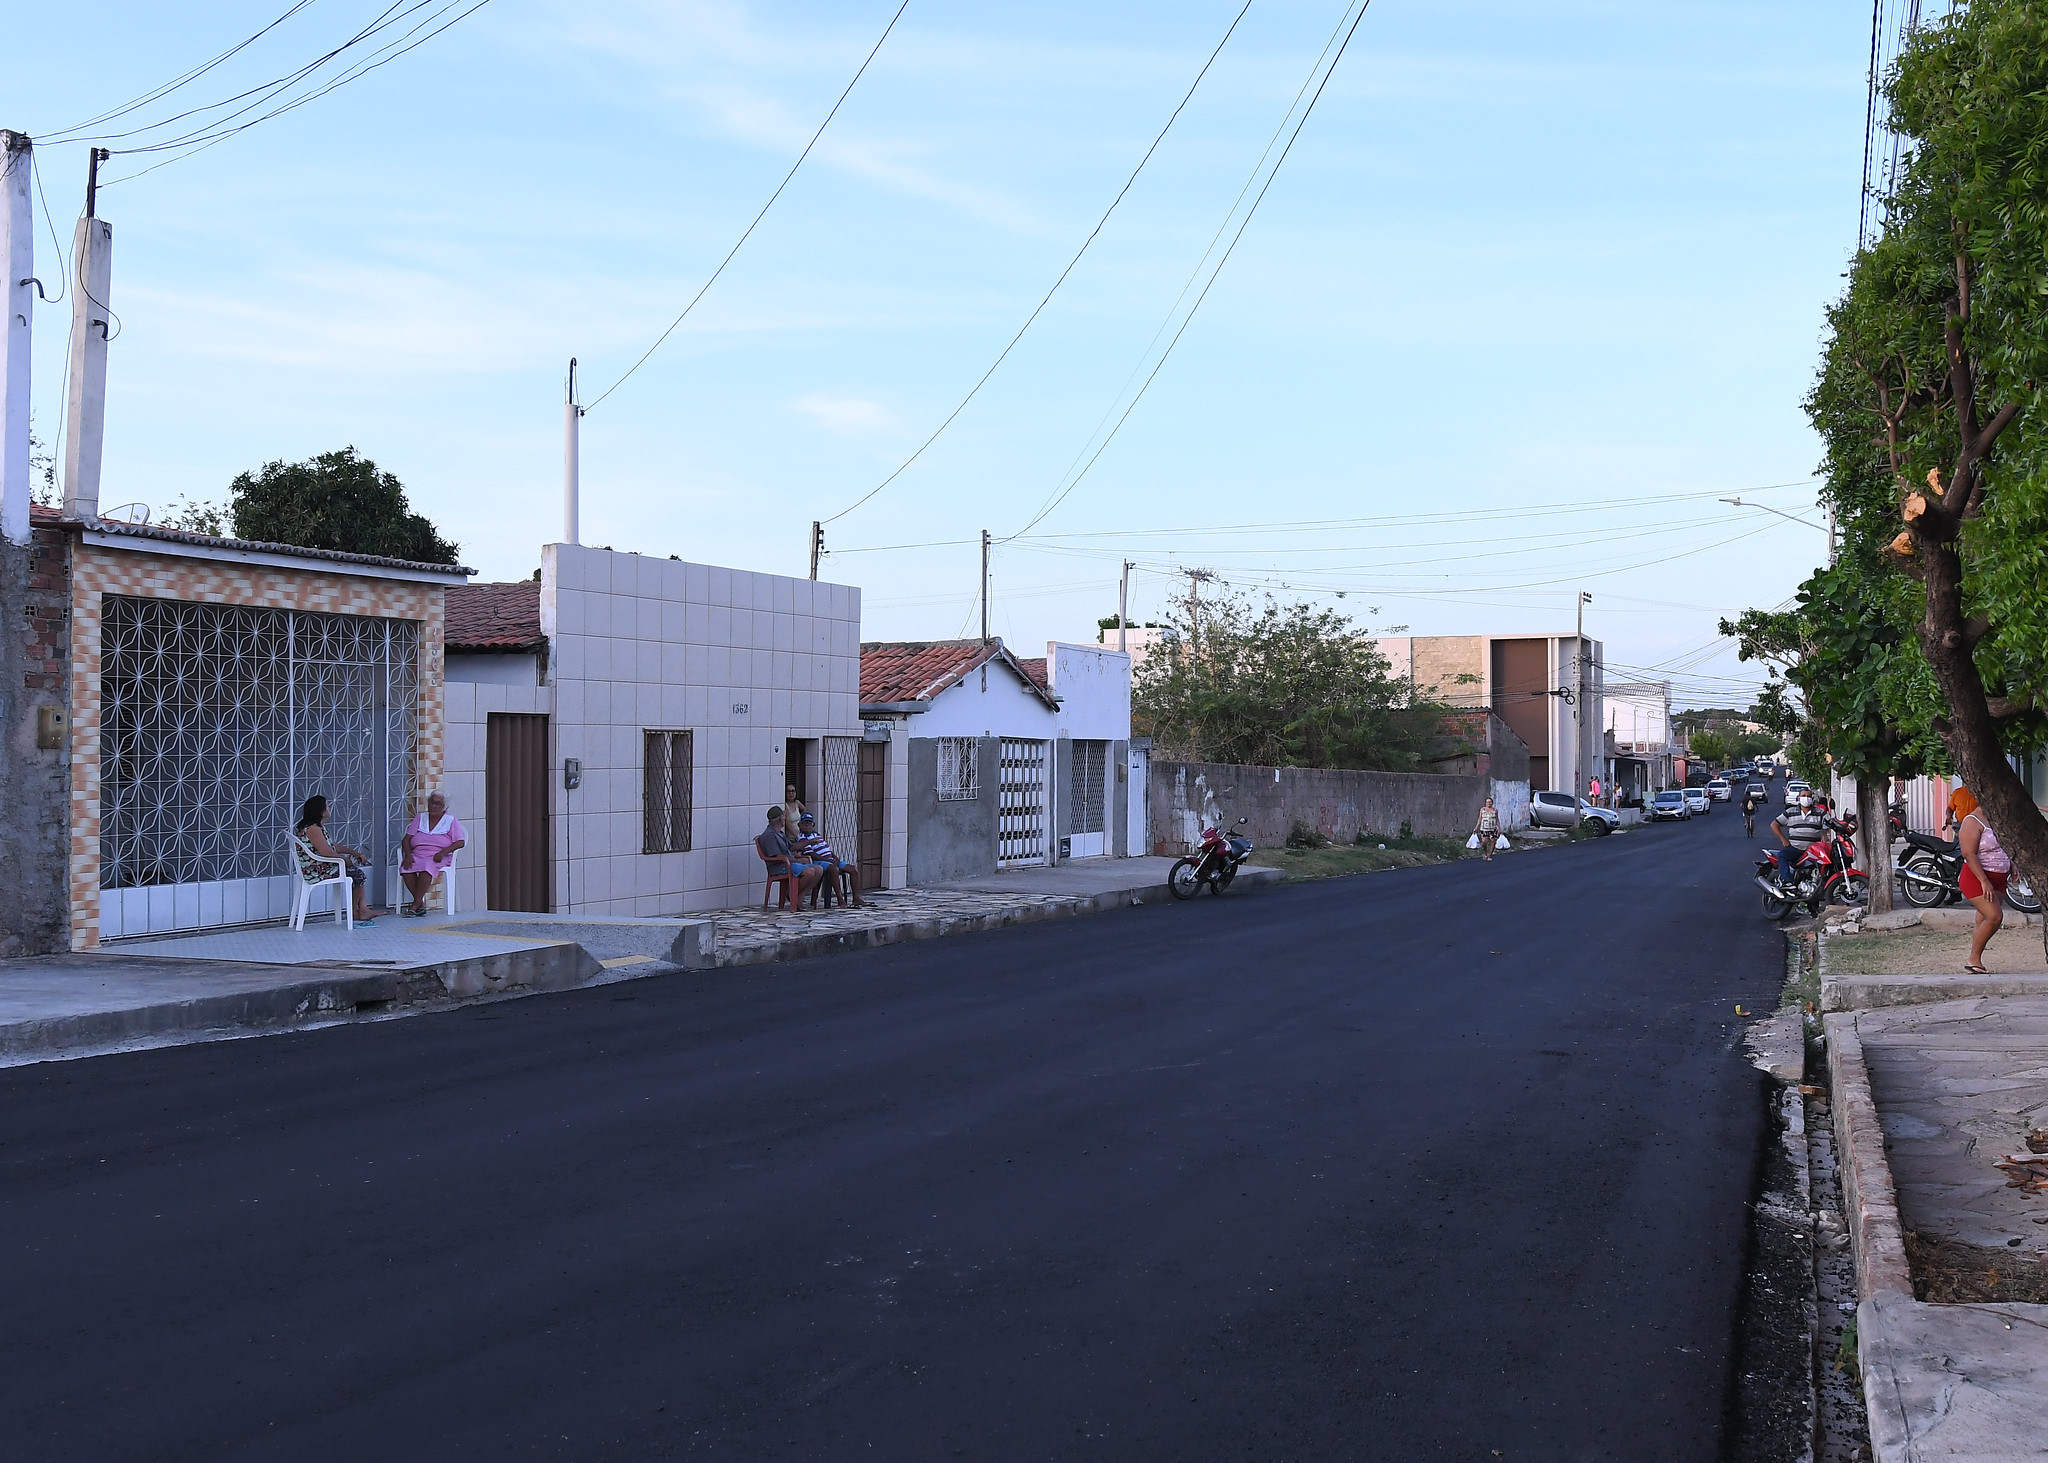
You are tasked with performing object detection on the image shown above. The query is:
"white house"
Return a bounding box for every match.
[442,542,905,917]
[859,638,1140,883]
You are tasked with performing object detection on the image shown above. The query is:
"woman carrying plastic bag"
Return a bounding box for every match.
[1472,796,1502,862]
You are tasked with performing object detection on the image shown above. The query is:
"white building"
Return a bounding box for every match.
[859,638,1140,882]
[443,542,903,917]
[1604,679,1676,796]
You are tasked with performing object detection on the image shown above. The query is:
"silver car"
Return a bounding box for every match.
[1530,789,1621,835]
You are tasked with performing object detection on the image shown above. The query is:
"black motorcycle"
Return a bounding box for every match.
[1897,824,2043,913]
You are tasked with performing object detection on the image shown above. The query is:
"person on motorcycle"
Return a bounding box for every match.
[1769,791,1825,886]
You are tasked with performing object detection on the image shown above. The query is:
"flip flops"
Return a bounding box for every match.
[1964,963,1989,974]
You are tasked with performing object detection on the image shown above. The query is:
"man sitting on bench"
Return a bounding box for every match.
[794,812,863,907]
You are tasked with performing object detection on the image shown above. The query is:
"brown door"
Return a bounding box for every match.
[857,740,886,891]
[486,712,550,912]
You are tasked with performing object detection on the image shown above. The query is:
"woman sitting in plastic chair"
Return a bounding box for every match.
[294,794,377,926]
[400,791,466,918]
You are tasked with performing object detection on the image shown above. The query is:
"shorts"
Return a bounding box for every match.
[1960,864,2009,901]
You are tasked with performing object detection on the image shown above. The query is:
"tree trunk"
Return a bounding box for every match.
[1919,541,2048,959]
[1856,775,1894,915]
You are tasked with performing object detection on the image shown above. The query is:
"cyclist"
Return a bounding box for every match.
[1741,783,1765,838]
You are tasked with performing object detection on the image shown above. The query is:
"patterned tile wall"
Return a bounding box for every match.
[66,539,447,949]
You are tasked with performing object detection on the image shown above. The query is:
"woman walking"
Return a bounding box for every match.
[1473,796,1501,863]
[1951,787,2010,973]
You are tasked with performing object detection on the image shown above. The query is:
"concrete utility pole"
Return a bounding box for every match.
[979,529,991,644]
[1117,559,1132,654]
[808,521,823,581]
[1,131,31,547]
[563,358,581,545]
[62,149,112,522]
[1574,591,1592,805]
[1183,566,1215,645]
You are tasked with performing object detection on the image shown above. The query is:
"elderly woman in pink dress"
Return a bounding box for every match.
[399,792,466,917]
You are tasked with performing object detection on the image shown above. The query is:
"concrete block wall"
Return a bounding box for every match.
[539,545,863,916]
[1149,760,1495,854]
[0,526,72,956]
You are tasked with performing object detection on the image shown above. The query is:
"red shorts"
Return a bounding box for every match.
[1960,864,2009,901]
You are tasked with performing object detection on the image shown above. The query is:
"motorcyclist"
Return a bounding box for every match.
[1769,790,1826,886]
[1741,784,1766,837]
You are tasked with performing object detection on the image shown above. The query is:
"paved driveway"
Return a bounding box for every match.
[0,807,1783,1460]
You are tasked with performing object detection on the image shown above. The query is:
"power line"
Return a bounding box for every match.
[585,0,911,412]
[1003,0,1376,541]
[818,0,1257,525]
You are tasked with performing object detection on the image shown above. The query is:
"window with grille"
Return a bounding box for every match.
[936,737,978,801]
[643,730,694,853]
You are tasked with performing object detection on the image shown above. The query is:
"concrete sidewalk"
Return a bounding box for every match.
[0,859,1277,1064]
[1826,992,2048,1460]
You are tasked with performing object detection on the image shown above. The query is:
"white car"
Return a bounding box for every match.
[1682,787,1712,815]
[1707,778,1732,802]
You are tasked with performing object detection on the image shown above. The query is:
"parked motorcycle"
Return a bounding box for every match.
[1755,814,1868,921]
[1897,824,2043,914]
[1169,816,1254,899]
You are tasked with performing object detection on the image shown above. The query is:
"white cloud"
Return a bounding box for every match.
[797,392,895,435]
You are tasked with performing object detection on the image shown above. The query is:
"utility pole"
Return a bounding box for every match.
[563,358,582,545]
[1574,591,1592,805]
[62,148,112,521]
[979,529,991,644]
[1183,566,1214,645]
[1,131,32,547]
[808,521,823,581]
[1117,559,1133,654]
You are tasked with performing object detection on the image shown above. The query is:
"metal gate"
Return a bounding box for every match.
[857,740,886,891]
[821,735,861,876]
[998,737,1048,867]
[1068,739,1107,859]
[487,713,551,912]
[98,598,418,938]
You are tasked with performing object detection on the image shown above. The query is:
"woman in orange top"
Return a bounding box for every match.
[1950,787,2011,973]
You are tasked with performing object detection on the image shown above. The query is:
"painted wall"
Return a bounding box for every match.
[906,735,997,884]
[447,651,542,686]
[903,655,1054,739]
[1149,761,1498,853]
[1047,642,1129,741]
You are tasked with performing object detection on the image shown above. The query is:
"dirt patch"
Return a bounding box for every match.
[1258,838,1466,882]
[1824,925,2048,977]
[1904,1229,2048,1304]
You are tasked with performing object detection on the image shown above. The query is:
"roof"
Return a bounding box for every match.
[33,504,474,578]
[446,580,544,652]
[1015,657,1048,690]
[860,639,1060,711]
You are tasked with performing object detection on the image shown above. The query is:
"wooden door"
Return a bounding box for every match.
[857,740,886,891]
[486,712,550,912]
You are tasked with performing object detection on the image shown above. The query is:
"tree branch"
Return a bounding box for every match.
[1986,693,2036,719]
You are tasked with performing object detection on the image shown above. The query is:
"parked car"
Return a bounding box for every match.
[1707,778,1732,802]
[1649,789,1690,821]
[1530,789,1620,835]
[1683,787,1712,814]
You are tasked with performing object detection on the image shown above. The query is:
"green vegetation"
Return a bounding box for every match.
[165,447,460,563]
[1258,831,1471,882]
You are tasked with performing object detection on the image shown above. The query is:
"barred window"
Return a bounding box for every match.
[936,737,978,802]
[643,730,694,853]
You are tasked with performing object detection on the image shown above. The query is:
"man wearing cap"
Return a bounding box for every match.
[794,812,863,908]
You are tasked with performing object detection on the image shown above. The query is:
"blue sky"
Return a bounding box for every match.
[17,0,1872,707]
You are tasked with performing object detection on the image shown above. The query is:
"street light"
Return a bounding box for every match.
[1720,496,1834,563]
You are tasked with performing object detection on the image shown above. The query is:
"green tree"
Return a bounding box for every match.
[229,447,460,564]
[1133,591,1441,771]
[1730,2,2048,930]
[1688,730,1729,768]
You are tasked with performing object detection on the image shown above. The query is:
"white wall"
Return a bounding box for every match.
[1048,642,1130,740]
[909,656,1057,739]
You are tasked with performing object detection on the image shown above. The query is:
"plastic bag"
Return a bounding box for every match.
[1466,834,1481,850]
[1496,835,1510,850]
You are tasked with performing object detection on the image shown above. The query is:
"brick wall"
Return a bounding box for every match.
[0,526,74,956]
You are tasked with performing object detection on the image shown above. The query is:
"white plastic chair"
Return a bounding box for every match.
[408,849,460,916]
[289,831,354,931]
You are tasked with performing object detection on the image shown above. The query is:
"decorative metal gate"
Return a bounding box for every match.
[99,598,418,938]
[998,737,1048,867]
[1068,739,1108,859]
[821,735,861,873]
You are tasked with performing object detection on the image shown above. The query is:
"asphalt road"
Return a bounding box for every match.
[2,801,1787,1461]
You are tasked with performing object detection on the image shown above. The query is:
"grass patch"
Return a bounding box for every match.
[1257,833,1473,882]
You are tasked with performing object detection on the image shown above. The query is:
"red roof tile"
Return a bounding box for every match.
[1015,656,1048,691]
[446,580,543,652]
[860,639,1059,709]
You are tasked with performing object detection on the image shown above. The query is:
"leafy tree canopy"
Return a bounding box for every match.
[1132,592,1445,771]
[227,448,460,565]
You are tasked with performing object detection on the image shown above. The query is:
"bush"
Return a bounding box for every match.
[1285,818,1324,849]
[1399,818,1414,840]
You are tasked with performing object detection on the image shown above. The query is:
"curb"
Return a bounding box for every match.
[1823,1012,1916,1303]
[0,941,602,1067]
[711,869,1283,968]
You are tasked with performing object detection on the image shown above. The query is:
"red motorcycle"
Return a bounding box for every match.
[1170,817,1254,899]
[1755,813,1868,921]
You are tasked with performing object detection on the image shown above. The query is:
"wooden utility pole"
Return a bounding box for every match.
[808,521,822,580]
[1183,567,1215,645]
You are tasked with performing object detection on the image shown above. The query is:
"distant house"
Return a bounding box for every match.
[860,638,1140,883]
[441,543,901,916]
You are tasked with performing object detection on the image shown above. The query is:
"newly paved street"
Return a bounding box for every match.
[3,807,1785,1460]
